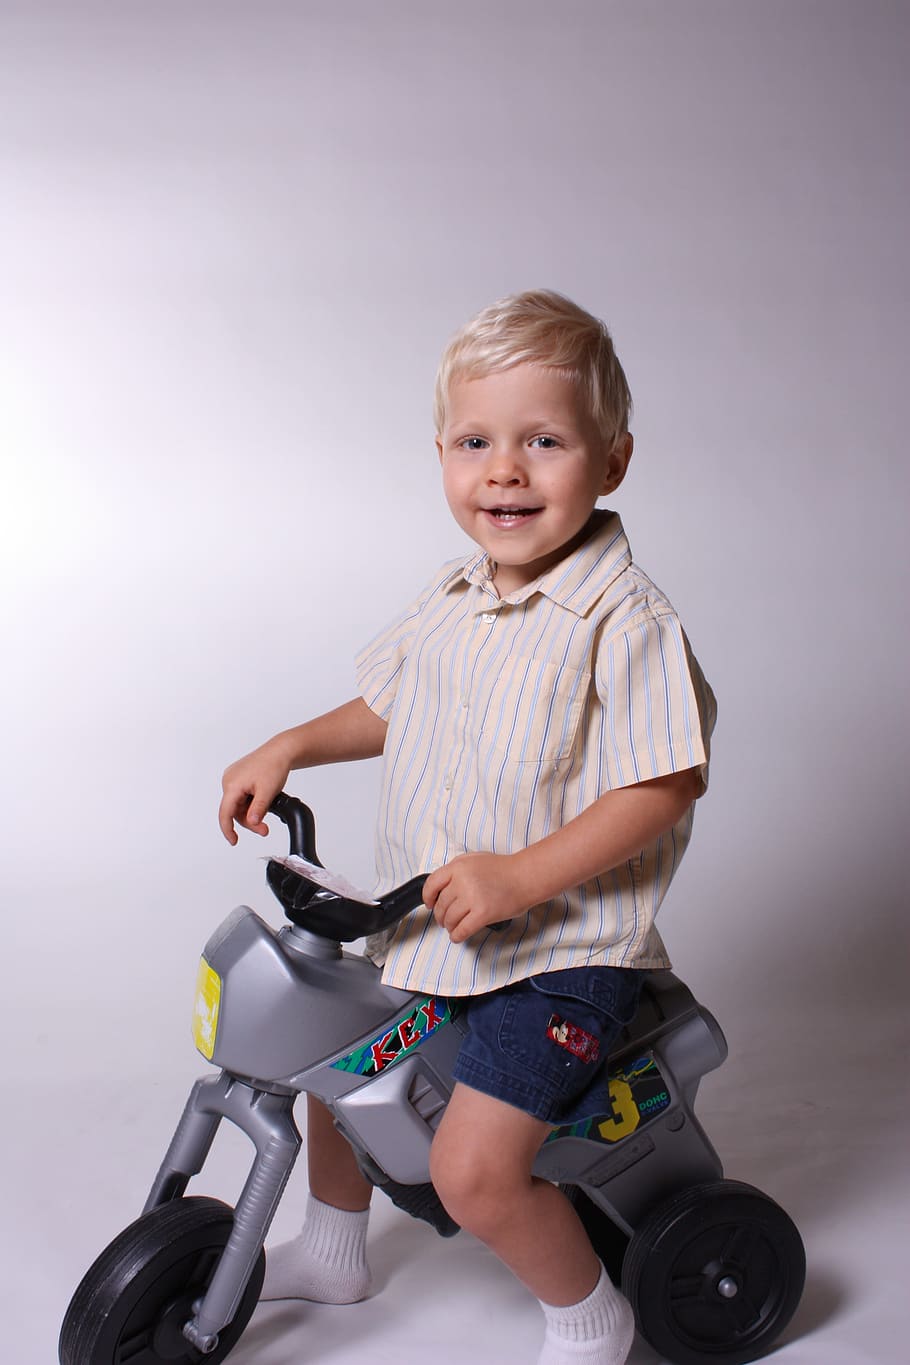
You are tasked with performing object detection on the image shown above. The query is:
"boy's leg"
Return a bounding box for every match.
[429,1082,594,1302]
[260,1095,374,1302]
[306,1091,373,1211]
[430,1083,634,1364]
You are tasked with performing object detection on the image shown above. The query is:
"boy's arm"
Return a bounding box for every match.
[423,767,701,944]
[219,697,387,845]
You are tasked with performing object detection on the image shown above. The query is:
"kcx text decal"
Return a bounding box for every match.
[331,996,455,1076]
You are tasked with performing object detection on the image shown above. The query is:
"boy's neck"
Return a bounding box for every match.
[489,510,606,598]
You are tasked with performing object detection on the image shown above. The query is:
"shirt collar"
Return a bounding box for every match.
[443,510,633,617]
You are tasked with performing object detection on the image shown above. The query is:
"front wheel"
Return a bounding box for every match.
[59,1196,265,1365]
[621,1180,805,1365]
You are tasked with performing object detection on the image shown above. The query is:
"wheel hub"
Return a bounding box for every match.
[151,1294,198,1359]
[702,1255,743,1304]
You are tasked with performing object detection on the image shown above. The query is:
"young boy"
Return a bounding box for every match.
[219,290,715,1365]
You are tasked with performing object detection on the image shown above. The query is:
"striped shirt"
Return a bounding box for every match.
[356,510,716,996]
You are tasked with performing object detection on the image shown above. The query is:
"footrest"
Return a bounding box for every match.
[377,1178,460,1237]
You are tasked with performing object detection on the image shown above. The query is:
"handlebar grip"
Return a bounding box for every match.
[268,863,428,941]
[267,792,322,866]
[265,795,508,940]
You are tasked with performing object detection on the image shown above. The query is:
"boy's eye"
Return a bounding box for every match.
[530,435,560,450]
[459,437,489,451]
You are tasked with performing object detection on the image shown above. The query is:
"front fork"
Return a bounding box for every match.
[144,1071,301,1354]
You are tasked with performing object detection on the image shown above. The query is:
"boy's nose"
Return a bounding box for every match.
[485,445,528,484]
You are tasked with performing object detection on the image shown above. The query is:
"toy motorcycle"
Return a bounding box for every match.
[59,793,805,1365]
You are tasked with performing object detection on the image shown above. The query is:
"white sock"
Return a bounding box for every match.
[260,1194,372,1303]
[537,1265,635,1365]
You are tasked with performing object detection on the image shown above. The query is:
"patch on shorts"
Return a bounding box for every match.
[546,1013,601,1064]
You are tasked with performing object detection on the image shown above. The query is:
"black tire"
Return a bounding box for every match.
[563,1185,630,1285]
[621,1180,805,1365]
[59,1196,265,1365]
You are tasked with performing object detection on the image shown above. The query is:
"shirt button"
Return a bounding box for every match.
[482,612,496,624]
[443,775,453,790]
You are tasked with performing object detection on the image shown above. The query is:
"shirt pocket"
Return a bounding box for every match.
[477,655,590,764]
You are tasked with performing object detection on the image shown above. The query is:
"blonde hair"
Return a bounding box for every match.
[433,289,632,450]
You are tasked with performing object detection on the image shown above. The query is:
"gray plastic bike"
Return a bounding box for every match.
[59,792,805,1365]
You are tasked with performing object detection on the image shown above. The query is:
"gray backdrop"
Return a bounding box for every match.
[2,3,907,1362]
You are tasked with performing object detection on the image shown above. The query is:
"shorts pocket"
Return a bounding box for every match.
[528,966,643,1027]
[493,969,642,1101]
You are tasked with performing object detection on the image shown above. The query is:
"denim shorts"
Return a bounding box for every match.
[451,965,644,1126]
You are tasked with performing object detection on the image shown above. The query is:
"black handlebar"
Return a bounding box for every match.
[268,791,322,865]
[266,792,427,942]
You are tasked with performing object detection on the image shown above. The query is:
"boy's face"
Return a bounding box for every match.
[436,364,631,596]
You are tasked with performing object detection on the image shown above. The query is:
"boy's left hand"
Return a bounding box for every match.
[423,852,530,943]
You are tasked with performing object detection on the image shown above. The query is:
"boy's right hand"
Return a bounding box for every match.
[219,740,291,845]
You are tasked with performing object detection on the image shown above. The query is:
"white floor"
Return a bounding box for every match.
[7,999,908,1365]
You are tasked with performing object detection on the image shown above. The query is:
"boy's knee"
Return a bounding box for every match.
[429,1127,517,1235]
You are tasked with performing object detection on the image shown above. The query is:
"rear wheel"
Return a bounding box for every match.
[621,1180,805,1365]
[59,1196,265,1365]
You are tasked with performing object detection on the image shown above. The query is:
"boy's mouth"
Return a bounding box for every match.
[483,506,542,525]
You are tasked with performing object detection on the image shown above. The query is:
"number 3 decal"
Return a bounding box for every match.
[597,1078,640,1142]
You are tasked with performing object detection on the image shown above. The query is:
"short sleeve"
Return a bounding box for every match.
[355,561,462,721]
[595,610,716,792]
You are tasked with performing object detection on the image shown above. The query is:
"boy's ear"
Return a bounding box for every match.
[435,435,444,465]
[601,432,633,494]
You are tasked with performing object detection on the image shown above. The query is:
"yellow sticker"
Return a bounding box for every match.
[596,1078,640,1143]
[192,958,221,1060]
